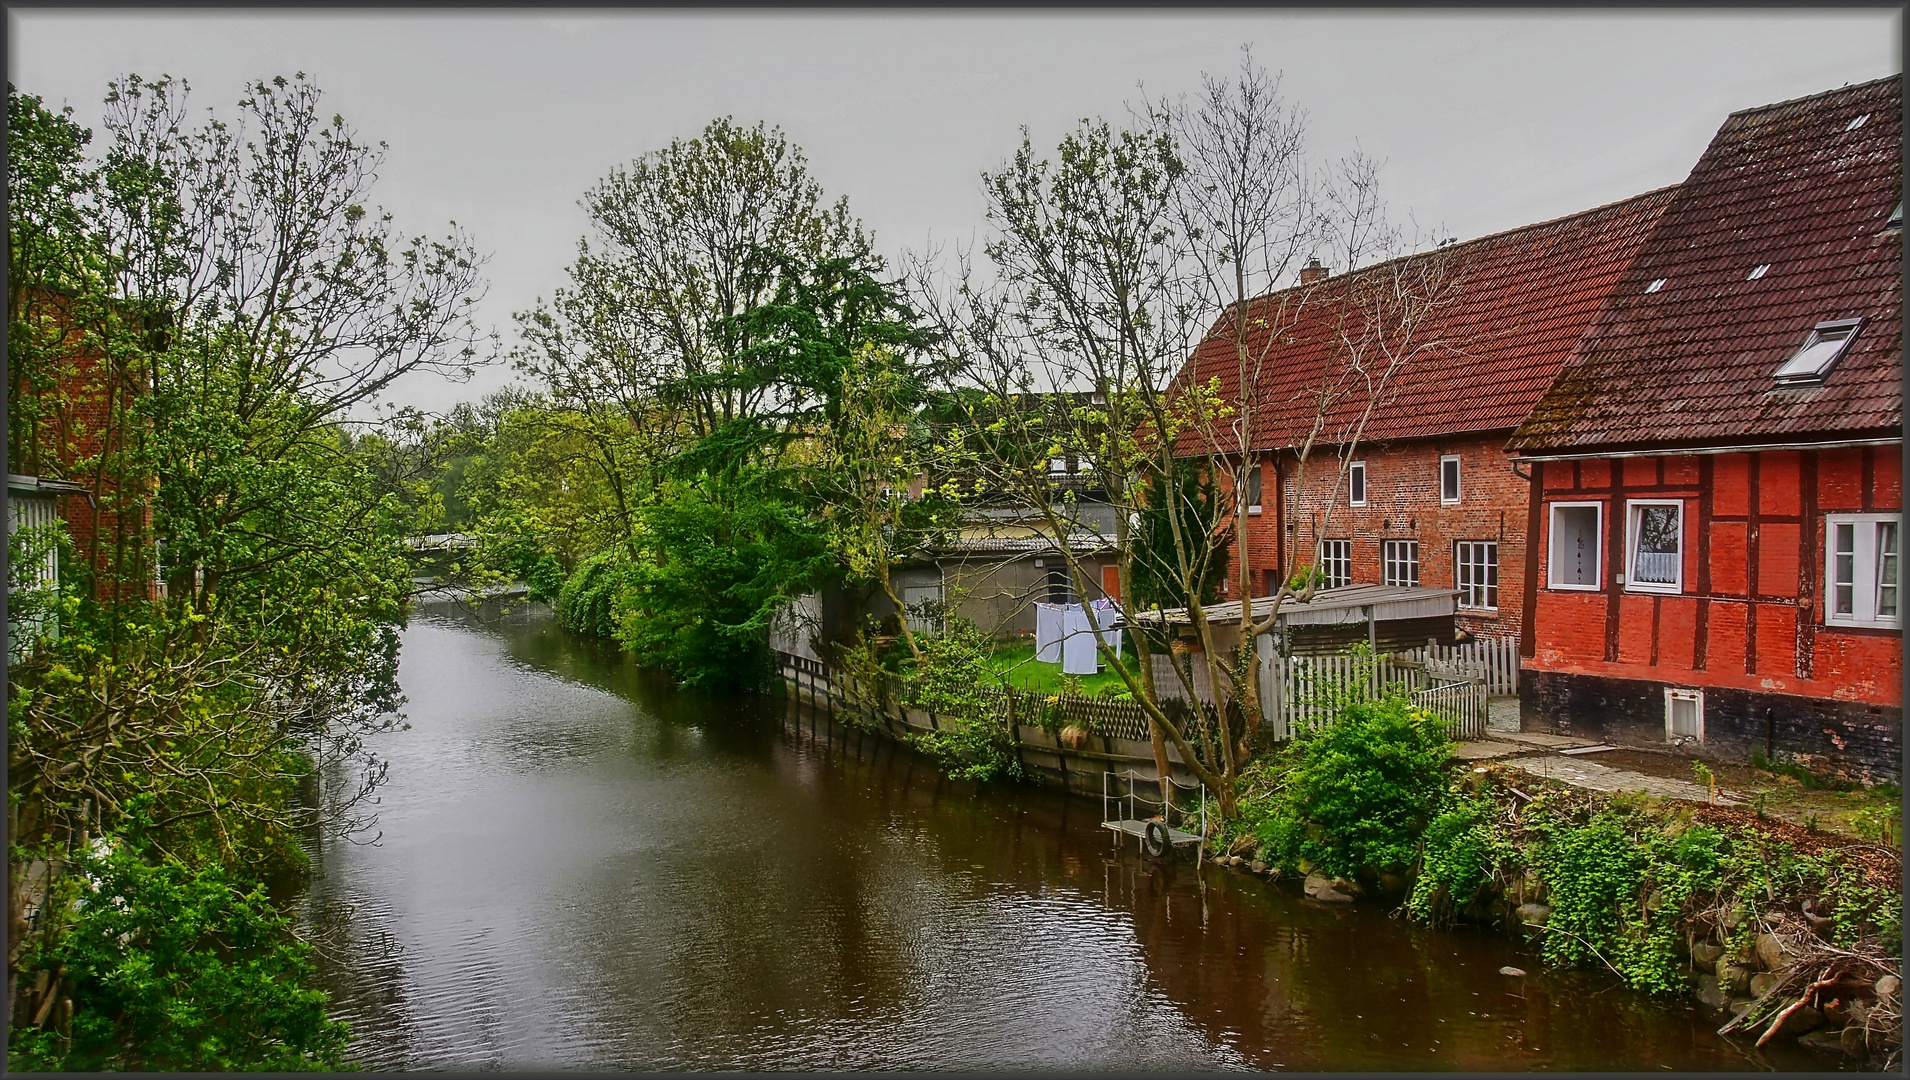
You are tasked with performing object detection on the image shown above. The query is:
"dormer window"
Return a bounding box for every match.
[1773,318,1864,385]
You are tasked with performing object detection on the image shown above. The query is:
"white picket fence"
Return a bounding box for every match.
[1256,636,1518,742]
[1129,636,1518,743]
[1416,636,1520,696]
[1256,650,1438,741]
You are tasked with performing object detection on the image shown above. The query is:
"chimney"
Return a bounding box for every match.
[1299,257,1329,285]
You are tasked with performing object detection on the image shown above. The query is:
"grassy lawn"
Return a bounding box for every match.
[984,640,1135,697]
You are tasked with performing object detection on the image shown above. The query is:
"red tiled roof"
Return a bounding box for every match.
[1170,186,1675,456]
[1510,76,1903,454]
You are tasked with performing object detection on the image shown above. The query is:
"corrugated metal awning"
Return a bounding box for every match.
[1127,584,1459,628]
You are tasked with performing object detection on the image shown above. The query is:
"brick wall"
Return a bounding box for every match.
[1218,434,1532,639]
[18,303,156,601]
[1525,446,1903,779]
[1526,448,1902,707]
[1522,668,1901,785]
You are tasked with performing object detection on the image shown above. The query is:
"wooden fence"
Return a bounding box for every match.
[1416,636,1520,696]
[776,639,1499,751]
[1411,678,1490,741]
[772,650,1156,743]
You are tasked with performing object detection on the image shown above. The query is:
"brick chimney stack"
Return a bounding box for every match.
[1299,257,1329,285]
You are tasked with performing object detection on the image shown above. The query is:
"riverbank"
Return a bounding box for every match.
[776,654,1902,1070]
[1212,757,1902,1069]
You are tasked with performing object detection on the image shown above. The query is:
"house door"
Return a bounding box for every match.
[1100,564,1121,602]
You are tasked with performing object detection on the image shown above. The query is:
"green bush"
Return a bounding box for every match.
[1253,688,1452,879]
[555,549,636,639]
[1406,795,1506,924]
[8,820,349,1071]
[904,619,1025,783]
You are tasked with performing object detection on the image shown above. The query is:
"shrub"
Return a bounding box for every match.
[555,549,637,639]
[1406,794,1506,924]
[8,823,349,1071]
[1254,688,1452,878]
[904,619,1024,783]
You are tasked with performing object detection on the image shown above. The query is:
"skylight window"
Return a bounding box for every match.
[1747,264,1770,280]
[1773,319,1864,385]
[1846,113,1871,132]
[1644,278,1666,294]
[1889,201,1903,229]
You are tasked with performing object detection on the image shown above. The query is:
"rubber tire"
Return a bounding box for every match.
[1142,818,1170,858]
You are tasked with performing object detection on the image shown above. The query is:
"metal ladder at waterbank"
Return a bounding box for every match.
[1101,769,1206,856]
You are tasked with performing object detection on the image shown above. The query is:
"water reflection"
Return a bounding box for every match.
[302,608,1833,1071]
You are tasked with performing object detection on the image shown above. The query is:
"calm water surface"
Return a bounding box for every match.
[302,606,1834,1071]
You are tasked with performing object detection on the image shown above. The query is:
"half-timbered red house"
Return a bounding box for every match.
[1509,76,1902,783]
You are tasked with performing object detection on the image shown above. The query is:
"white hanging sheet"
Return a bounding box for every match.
[1034,602,1065,663]
[1086,597,1122,655]
[1062,604,1099,674]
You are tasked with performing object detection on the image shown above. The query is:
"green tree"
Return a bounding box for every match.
[1128,466,1232,613]
[611,479,833,690]
[8,74,486,1064]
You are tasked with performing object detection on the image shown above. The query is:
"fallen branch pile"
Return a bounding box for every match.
[1716,912,1901,1068]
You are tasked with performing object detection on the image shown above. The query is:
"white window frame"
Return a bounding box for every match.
[1439,455,1461,505]
[1348,461,1367,507]
[1319,539,1352,589]
[7,495,61,591]
[1547,501,1604,591]
[1382,539,1419,588]
[1454,540,1499,610]
[1624,499,1684,594]
[1246,462,1263,516]
[1665,688,1704,743]
[1773,318,1863,385]
[1824,512,1902,628]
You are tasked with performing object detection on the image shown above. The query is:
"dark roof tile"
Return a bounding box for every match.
[1510,76,1902,452]
[1171,187,1675,455]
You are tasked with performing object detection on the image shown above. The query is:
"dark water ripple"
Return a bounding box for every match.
[299,608,1837,1071]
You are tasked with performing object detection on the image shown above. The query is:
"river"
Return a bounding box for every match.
[300,604,1834,1071]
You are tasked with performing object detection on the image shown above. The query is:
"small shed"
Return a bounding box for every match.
[1128,583,1461,656]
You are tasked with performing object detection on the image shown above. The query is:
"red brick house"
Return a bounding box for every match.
[6,287,160,604]
[1509,76,1902,783]
[1173,187,1674,643]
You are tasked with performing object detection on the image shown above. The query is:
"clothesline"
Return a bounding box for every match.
[1033,598,1122,674]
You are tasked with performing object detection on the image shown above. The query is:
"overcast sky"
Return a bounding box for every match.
[9,9,1902,414]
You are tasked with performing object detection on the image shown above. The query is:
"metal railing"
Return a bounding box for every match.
[1102,768,1207,838]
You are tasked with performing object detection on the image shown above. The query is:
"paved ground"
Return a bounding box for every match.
[1504,753,1742,804]
[1486,695,1520,735]
[1455,705,1898,841]
[1452,725,1743,805]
